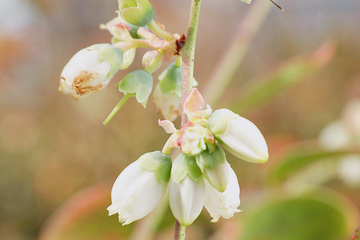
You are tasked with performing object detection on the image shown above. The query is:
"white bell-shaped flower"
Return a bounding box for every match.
[208,108,269,164]
[108,152,170,225]
[204,166,241,223]
[169,154,205,226]
[169,176,205,226]
[59,44,123,99]
[196,146,229,192]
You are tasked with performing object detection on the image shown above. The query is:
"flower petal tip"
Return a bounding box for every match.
[107,205,118,216]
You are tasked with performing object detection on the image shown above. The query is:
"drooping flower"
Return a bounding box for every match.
[204,165,241,223]
[59,44,123,99]
[208,108,269,164]
[108,151,171,225]
[169,154,205,226]
[196,145,230,192]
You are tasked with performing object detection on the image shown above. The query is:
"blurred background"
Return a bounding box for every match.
[1,0,360,239]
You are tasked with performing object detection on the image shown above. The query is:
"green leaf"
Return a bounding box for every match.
[231,43,335,113]
[268,141,360,184]
[240,197,347,240]
[118,70,153,107]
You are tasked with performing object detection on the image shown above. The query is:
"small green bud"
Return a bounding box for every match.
[118,70,153,107]
[118,0,155,27]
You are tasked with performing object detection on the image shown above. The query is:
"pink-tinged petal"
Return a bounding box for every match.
[100,18,132,41]
[162,132,181,154]
[142,50,159,69]
[177,121,194,147]
[158,119,177,134]
[183,88,206,117]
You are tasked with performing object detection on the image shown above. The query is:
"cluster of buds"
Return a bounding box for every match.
[108,88,269,226]
[59,0,189,123]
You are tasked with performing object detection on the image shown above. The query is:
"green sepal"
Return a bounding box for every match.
[87,43,123,78]
[159,62,182,96]
[158,62,198,97]
[172,154,203,183]
[139,151,172,183]
[118,0,155,27]
[118,70,153,107]
[119,18,142,39]
[241,0,252,3]
[196,145,226,171]
[99,46,123,78]
[120,48,136,70]
[186,155,203,181]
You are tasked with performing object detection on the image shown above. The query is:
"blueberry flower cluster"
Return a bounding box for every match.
[108,88,269,226]
[58,0,270,229]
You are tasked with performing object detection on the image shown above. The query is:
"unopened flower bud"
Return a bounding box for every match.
[59,44,123,99]
[208,108,268,164]
[197,146,229,192]
[108,151,171,225]
[154,62,198,121]
[169,154,205,226]
[118,0,155,27]
[204,166,241,223]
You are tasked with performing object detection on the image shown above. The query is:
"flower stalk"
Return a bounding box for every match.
[148,20,175,41]
[103,93,132,125]
[180,0,202,126]
[176,0,202,239]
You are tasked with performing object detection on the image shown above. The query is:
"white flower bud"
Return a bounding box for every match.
[169,176,205,226]
[208,108,269,164]
[204,166,241,223]
[196,146,229,192]
[107,159,167,225]
[169,154,205,226]
[59,44,123,99]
